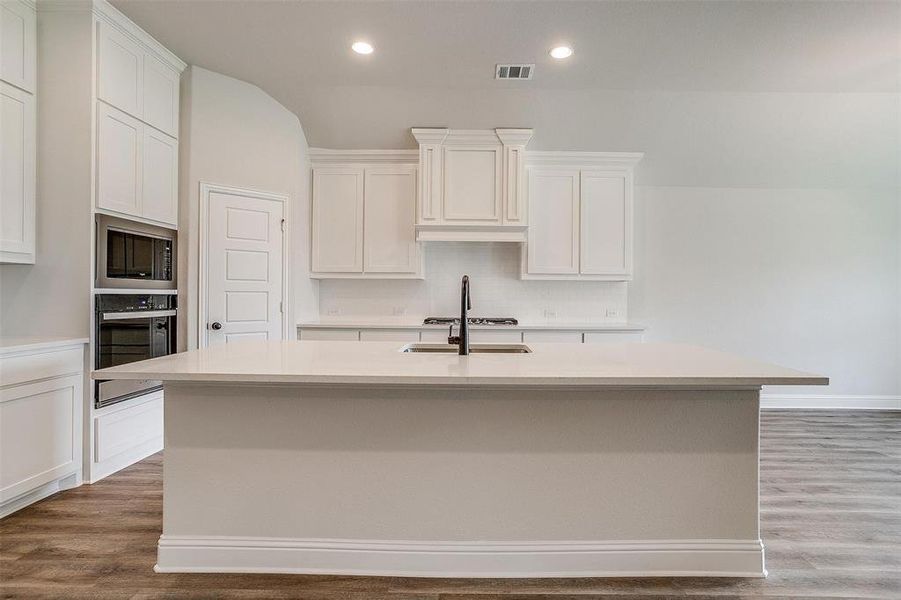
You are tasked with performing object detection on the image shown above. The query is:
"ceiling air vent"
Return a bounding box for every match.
[496,64,534,80]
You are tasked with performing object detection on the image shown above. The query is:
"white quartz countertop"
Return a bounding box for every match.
[0,336,89,355]
[297,319,645,331]
[93,341,827,388]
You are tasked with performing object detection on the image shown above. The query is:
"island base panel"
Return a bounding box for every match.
[157,383,764,577]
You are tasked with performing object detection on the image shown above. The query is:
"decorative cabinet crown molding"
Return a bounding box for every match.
[309,148,419,165]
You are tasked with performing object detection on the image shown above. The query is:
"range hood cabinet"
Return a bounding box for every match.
[412,128,533,242]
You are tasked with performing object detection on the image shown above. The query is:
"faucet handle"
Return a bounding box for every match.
[447,323,461,345]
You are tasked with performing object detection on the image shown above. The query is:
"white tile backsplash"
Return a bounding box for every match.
[318,243,628,323]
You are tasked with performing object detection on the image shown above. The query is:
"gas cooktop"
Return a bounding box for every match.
[423,317,518,326]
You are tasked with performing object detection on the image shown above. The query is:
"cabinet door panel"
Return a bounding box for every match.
[580,171,630,275]
[97,103,142,217]
[97,21,143,118]
[0,83,34,262]
[142,53,179,137]
[0,0,36,93]
[0,374,81,502]
[443,147,501,222]
[364,167,418,273]
[142,127,178,226]
[526,168,579,274]
[312,168,363,273]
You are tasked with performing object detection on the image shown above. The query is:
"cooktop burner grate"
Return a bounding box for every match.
[423,317,518,326]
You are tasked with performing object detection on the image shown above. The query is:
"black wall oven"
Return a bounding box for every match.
[96,215,176,290]
[95,294,177,408]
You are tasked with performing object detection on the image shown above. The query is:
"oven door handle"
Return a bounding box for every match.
[101,309,177,321]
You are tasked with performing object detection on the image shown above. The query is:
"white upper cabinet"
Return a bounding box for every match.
[363,166,419,275]
[0,82,35,263]
[142,52,179,137]
[0,0,36,264]
[522,153,642,281]
[94,14,184,227]
[141,126,178,225]
[0,0,36,93]
[97,103,142,218]
[310,154,422,279]
[97,21,143,118]
[312,167,364,274]
[412,128,532,241]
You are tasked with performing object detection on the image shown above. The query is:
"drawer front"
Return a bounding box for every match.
[0,346,84,388]
[469,329,523,343]
[94,392,163,463]
[522,330,583,343]
[1,374,81,502]
[420,329,524,343]
[583,332,644,344]
[359,329,420,342]
[299,328,360,341]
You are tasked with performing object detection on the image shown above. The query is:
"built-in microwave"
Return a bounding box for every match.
[96,215,176,290]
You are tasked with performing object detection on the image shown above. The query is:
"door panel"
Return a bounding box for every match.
[581,171,628,275]
[206,189,284,346]
[364,167,418,273]
[0,82,34,259]
[526,168,579,274]
[97,21,142,118]
[141,127,178,226]
[312,168,363,273]
[442,147,501,221]
[0,0,36,93]
[97,103,142,217]
[142,53,179,137]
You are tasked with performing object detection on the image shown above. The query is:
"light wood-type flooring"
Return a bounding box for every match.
[2,410,899,599]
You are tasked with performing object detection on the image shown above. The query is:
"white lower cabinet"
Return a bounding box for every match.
[522,330,583,343]
[0,342,85,517]
[300,326,642,345]
[359,329,420,342]
[299,328,360,341]
[92,392,163,477]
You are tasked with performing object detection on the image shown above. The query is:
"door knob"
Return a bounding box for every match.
[210,322,222,330]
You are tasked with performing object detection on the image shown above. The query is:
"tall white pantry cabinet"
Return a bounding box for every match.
[0,0,37,264]
[95,15,181,227]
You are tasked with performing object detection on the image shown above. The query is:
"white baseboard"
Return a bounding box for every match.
[0,472,80,519]
[155,536,766,578]
[760,394,901,410]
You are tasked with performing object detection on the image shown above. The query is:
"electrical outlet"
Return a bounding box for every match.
[543,309,558,320]
[327,309,340,316]
[392,306,407,316]
[606,308,620,319]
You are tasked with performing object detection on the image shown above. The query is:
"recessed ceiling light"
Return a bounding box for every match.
[549,45,573,60]
[352,41,374,55]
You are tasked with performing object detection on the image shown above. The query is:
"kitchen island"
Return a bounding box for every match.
[94,340,827,578]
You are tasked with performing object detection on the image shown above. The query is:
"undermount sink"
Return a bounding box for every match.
[400,343,533,354]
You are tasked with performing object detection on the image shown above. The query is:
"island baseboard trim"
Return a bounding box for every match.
[155,536,766,578]
[761,394,901,410]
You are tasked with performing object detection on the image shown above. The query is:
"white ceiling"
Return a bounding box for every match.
[111,0,900,186]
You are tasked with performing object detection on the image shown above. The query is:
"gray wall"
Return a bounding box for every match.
[0,10,93,339]
[177,66,316,350]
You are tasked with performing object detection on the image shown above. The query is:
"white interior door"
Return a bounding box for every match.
[204,185,285,346]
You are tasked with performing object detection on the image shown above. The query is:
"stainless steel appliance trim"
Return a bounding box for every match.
[95,214,177,290]
[101,309,178,320]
